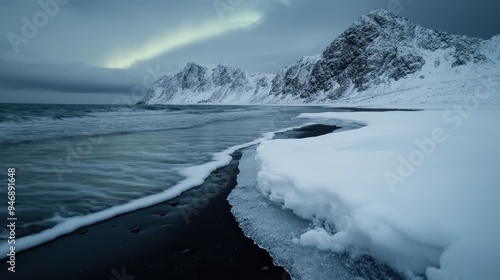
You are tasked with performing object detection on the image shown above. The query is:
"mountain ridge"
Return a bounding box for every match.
[137,62,274,104]
[138,9,500,105]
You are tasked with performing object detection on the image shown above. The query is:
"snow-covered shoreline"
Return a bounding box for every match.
[230,145,403,280]
[233,105,500,279]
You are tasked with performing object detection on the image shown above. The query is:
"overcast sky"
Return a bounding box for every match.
[1,0,499,104]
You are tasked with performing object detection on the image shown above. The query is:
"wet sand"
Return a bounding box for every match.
[0,124,337,280]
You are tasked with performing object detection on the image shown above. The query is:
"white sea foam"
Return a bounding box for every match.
[1,104,336,252]
[0,126,305,258]
[0,135,262,257]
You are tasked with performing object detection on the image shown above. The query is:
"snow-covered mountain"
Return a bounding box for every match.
[137,62,275,104]
[139,9,500,105]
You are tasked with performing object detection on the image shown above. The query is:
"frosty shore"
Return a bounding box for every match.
[235,107,500,279]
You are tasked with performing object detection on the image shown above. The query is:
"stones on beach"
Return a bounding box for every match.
[131,226,140,233]
[76,229,88,235]
[168,200,179,207]
[180,249,191,255]
[261,266,270,271]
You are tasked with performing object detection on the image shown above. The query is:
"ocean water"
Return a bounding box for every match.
[0,103,333,250]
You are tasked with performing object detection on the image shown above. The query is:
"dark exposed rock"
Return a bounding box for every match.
[76,229,88,235]
[269,9,488,101]
[168,200,179,207]
[131,226,140,233]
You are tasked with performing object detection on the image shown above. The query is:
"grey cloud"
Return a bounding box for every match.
[398,0,500,39]
[0,59,144,93]
[0,0,499,104]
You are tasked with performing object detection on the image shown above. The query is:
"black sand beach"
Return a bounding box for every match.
[0,124,337,280]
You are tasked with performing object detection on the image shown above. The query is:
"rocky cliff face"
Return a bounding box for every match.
[139,9,499,105]
[269,9,493,102]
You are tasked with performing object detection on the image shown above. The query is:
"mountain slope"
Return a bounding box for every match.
[139,9,500,105]
[137,63,274,104]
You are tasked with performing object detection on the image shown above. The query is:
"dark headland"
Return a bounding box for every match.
[0,124,338,280]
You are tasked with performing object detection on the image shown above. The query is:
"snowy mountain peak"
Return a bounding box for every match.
[139,9,500,105]
[366,8,406,21]
[138,62,274,104]
[269,9,496,103]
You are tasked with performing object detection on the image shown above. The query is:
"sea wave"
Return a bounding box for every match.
[0,129,282,258]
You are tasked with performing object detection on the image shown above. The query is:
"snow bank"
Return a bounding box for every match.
[255,108,500,279]
[229,147,401,280]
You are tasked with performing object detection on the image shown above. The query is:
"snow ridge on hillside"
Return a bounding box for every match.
[139,9,500,105]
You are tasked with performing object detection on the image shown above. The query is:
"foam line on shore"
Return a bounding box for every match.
[0,124,314,258]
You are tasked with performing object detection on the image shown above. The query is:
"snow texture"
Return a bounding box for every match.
[229,146,403,280]
[254,106,500,279]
